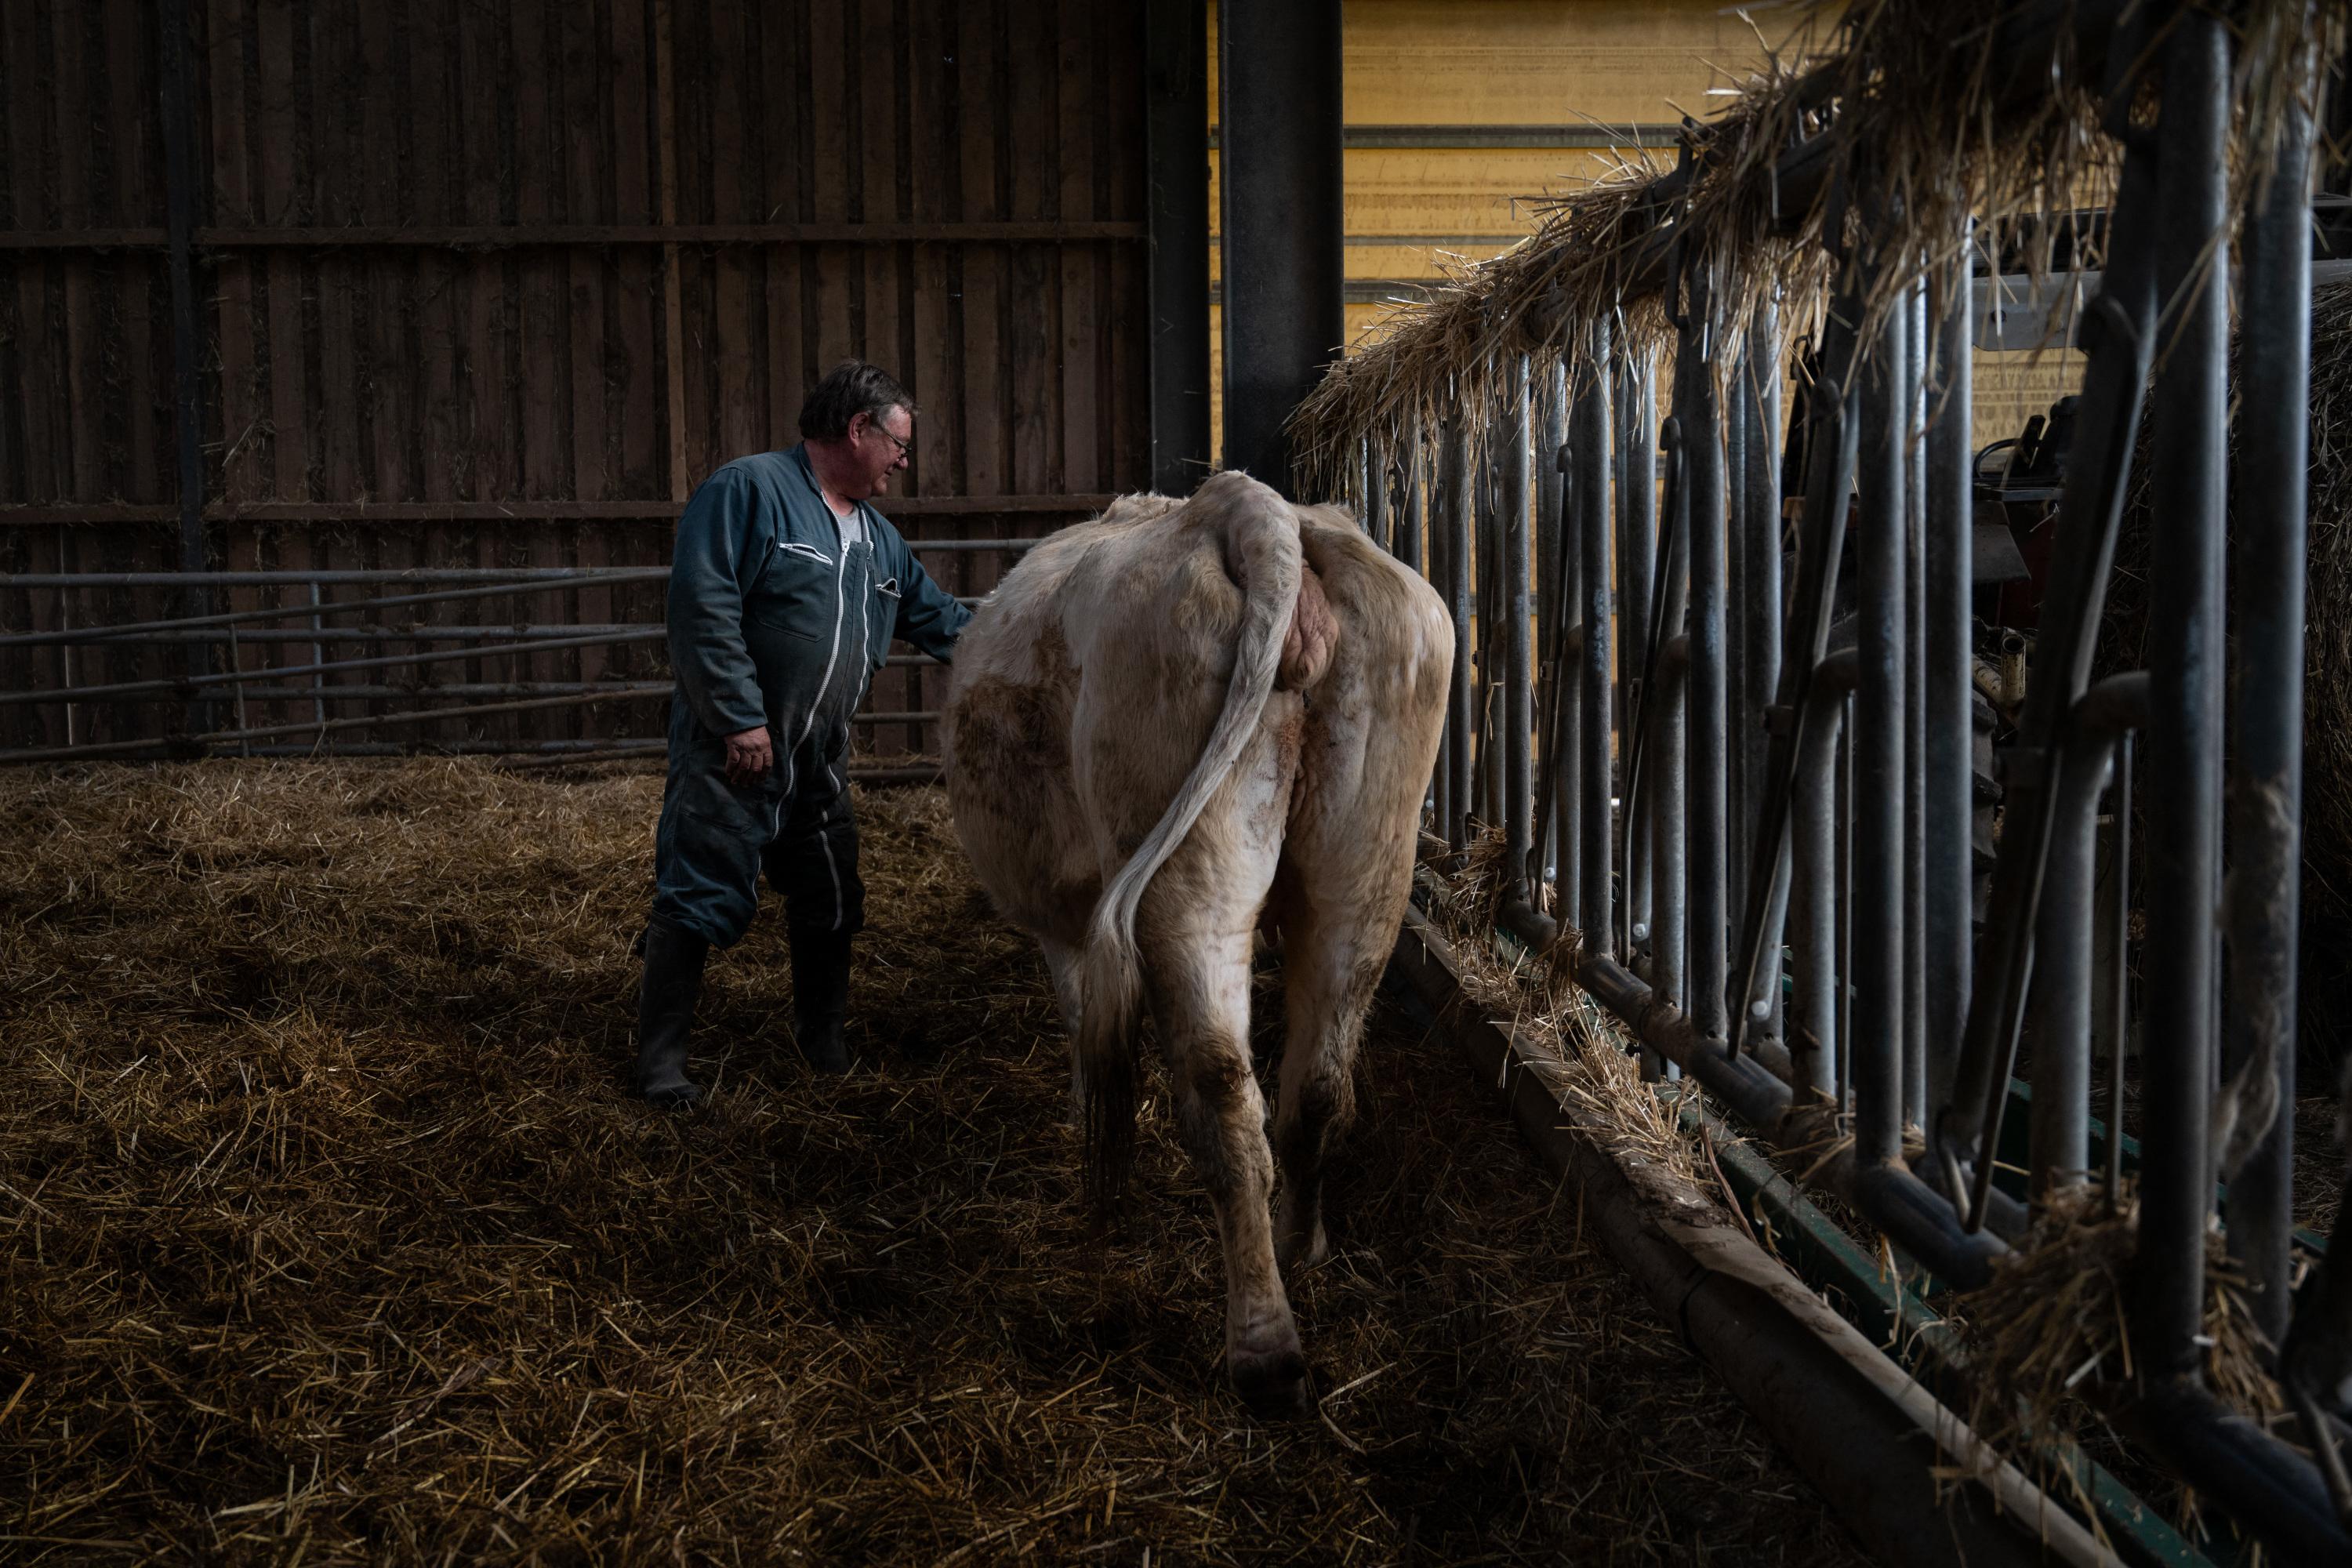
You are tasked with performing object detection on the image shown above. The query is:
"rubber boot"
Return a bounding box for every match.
[634,920,710,1108]
[789,929,855,1073]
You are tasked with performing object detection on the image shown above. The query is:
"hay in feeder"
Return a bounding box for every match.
[1959,1186,2281,1475]
[0,759,1874,1563]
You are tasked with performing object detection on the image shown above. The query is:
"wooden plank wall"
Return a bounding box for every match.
[0,0,1150,760]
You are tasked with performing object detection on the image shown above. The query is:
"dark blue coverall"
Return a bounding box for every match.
[653,444,970,948]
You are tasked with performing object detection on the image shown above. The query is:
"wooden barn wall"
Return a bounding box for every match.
[0,0,1149,759]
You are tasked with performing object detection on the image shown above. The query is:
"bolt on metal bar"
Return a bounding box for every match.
[2135,9,2232,1381]
[1926,239,1976,1131]
[2027,673,2148,1203]
[2221,34,2316,1355]
[1576,323,1615,949]
[1855,281,1911,1169]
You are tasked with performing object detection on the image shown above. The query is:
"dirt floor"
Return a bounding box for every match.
[0,761,1871,1565]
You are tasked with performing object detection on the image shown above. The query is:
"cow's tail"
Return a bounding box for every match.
[1073,479,1301,1212]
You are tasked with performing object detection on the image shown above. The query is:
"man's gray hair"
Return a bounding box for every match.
[798,361,915,441]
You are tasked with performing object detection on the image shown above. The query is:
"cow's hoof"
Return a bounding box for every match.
[1276,1222,1329,1277]
[643,1080,703,1111]
[1230,1346,1311,1420]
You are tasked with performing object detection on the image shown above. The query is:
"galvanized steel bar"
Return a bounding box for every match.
[1681,278,1730,1046]
[1443,416,1475,853]
[0,686,668,764]
[1575,325,1614,949]
[1946,92,2161,1229]
[2027,673,2147,1200]
[1926,243,1976,1130]
[1502,358,1537,902]
[1904,280,1930,1127]
[1621,350,1659,953]
[1537,359,1570,880]
[1728,278,1862,1059]
[1855,287,1911,1168]
[0,572,673,651]
[2136,9,2231,1379]
[2223,39,2315,1352]
[1739,305,1785,1046]
[1790,655,1854,1098]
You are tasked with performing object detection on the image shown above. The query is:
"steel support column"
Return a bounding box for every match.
[2136,9,2230,1378]
[1146,0,1213,496]
[1576,326,1615,949]
[1856,290,1911,1168]
[1215,0,1342,492]
[2223,27,2314,1353]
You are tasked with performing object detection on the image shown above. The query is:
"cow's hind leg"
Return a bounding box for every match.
[1272,902,1381,1277]
[1147,918,1306,1417]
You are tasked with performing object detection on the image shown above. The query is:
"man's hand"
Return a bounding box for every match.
[723,725,774,786]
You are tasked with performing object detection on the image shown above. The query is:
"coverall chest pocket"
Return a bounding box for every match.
[747,542,839,641]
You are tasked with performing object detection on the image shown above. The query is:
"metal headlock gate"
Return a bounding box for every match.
[1294,2,2350,1562]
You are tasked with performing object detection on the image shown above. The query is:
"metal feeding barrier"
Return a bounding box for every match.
[1303,2,2352,1561]
[0,539,1040,771]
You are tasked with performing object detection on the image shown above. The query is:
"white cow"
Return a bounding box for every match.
[942,470,1452,1413]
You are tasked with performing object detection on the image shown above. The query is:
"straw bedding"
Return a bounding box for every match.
[0,760,1870,1565]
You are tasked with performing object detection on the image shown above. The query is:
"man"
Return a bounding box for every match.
[637,361,971,1106]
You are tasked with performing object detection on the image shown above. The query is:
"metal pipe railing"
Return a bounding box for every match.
[1679,274,1730,1048]
[2027,673,2148,1201]
[1924,241,1975,1130]
[2136,5,2231,1383]
[2223,34,2315,1354]
[1574,324,1614,950]
[1854,284,1911,1170]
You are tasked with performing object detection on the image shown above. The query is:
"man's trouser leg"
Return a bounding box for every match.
[763,774,865,1073]
[641,720,777,1102]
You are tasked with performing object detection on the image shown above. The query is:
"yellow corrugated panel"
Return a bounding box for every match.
[1209,1,1791,125]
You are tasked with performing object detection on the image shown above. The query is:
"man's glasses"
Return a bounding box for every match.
[862,421,913,459]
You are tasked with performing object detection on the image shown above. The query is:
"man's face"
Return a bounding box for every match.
[848,405,913,496]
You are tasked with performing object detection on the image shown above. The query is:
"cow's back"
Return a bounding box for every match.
[945,488,1261,946]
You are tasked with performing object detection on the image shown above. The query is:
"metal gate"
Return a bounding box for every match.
[1295,2,2351,1559]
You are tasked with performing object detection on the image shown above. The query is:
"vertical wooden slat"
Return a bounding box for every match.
[255,0,305,500]
[609,0,659,498]
[6,2,56,503]
[209,0,264,506]
[56,2,102,500]
[564,0,612,501]
[360,0,408,503]
[655,0,688,499]
[709,0,759,465]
